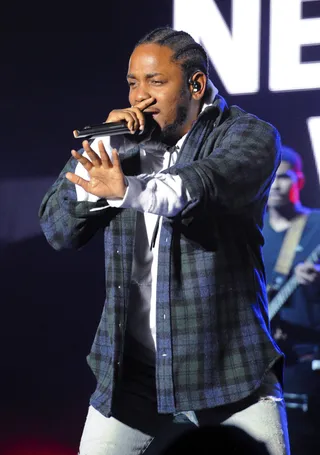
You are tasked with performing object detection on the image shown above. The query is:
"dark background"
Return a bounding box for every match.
[1,1,320,453]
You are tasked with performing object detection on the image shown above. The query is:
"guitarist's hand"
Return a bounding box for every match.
[273,327,288,341]
[294,262,320,285]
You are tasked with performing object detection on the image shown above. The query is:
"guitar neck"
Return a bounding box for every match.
[269,275,298,320]
[268,244,320,320]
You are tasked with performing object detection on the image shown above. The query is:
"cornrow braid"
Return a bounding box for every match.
[135,26,209,80]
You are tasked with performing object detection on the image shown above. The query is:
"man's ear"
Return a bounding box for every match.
[188,71,207,100]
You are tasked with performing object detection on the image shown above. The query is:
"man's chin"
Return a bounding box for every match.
[268,200,287,209]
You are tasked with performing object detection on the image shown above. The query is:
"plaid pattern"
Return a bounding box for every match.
[39,95,284,416]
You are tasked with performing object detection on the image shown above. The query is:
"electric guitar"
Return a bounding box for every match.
[268,244,320,320]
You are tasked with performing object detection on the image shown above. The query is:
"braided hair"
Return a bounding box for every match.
[135,26,209,82]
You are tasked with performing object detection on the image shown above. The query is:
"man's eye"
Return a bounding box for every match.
[128,82,136,87]
[151,80,163,85]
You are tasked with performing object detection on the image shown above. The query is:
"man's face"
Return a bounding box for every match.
[268,161,300,207]
[127,43,193,143]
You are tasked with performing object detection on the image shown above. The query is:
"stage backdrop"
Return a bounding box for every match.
[1,0,319,451]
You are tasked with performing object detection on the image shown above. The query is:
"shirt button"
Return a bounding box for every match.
[118,285,121,289]
[118,322,122,328]
[163,314,166,320]
[165,238,168,243]
[162,353,167,357]
[116,249,120,254]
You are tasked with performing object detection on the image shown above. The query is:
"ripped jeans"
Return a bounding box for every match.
[79,369,290,455]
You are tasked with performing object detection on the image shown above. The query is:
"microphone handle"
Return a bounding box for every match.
[73,121,130,139]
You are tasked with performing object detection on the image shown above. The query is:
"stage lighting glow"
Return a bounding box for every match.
[269,0,320,92]
[174,0,320,94]
[174,0,320,187]
[173,0,261,94]
[307,116,320,181]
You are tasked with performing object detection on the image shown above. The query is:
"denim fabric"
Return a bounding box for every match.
[79,370,290,455]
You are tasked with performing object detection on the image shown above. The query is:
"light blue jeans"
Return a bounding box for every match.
[78,370,290,455]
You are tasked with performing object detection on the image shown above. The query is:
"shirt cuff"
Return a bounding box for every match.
[108,173,191,216]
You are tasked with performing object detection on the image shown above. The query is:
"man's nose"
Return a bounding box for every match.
[271,177,280,189]
[135,84,151,103]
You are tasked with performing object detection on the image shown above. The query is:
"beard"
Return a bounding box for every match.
[157,103,189,145]
[154,87,191,145]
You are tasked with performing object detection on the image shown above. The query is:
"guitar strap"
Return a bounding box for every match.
[273,214,309,277]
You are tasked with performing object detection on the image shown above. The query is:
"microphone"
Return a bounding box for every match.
[73,113,161,143]
[73,121,131,139]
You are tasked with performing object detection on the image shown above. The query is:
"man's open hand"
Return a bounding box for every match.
[66,140,126,199]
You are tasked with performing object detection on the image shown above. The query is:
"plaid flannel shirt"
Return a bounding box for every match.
[39,95,284,416]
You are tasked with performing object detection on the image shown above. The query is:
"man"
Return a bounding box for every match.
[263,146,320,348]
[39,27,290,455]
[262,146,320,451]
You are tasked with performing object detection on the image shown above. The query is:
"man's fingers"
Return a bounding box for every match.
[125,111,139,133]
[134,97,155,111]
[300,272,314,282]
[65,172,90,191]
[99,141,113,168]
[134,97,155,131]
[297,277,312,285]
[130,107,146,131]
[82,141,102,166]
[105,99,155,133]
[71,149,93,171]
[111,148,121,169]
[106,110,139,133]
[110,111,139,133]
[301,262,315,271]
[100,147,121,169]
[296,268,315,284]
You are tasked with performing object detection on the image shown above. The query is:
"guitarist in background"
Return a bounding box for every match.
[262,145,320,445]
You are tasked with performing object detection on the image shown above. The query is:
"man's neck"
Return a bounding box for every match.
[268,203,310,232]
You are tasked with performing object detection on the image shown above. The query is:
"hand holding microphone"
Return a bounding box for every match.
[73,97,159,140]
[105,97,155,134]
